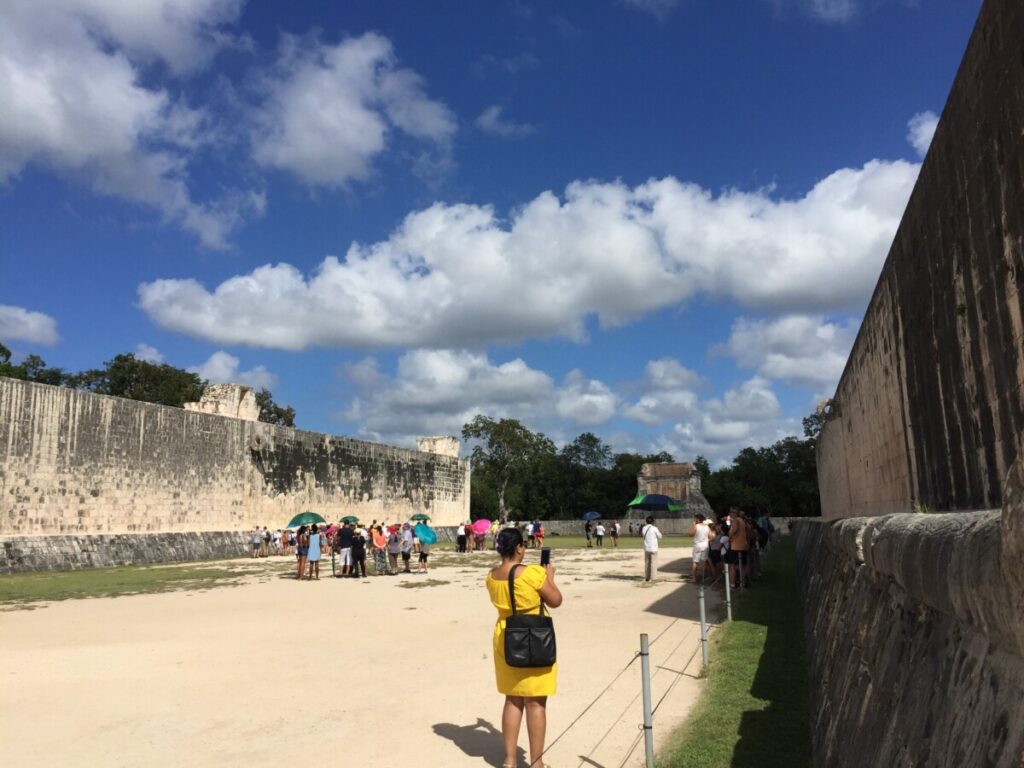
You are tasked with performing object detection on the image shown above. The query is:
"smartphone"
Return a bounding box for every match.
[540,547,551,566]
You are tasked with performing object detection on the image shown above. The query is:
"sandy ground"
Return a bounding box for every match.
[0,546,722,768]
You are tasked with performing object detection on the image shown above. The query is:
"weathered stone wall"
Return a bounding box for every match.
[818,0,1024,519]
[0,531,250,574]
[792,459,1024,766]
[0,378,470,539]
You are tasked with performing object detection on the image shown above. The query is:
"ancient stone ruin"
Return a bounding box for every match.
[0,378,470,573]
[636,461,712,517]
[795,0,1024,764]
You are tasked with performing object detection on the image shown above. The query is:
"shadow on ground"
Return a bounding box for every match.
[433,718,525,767]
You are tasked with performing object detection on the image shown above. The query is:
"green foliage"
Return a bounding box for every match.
[657,538,810,767]
[255,388,296,427]
[71,353,205,408]
[463,411,820,521]
[1,348,297,424]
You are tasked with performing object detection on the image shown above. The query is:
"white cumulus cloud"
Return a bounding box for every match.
[0,0,260,249]
[134,343,165,364]
[722,314,858,389]
[340,349,618,446]
[139,158,918,349]
[189,350,277,390]
[252,32,456,187]
[907,110,939,158]
[476,105,536,138]
[0,305,60,346]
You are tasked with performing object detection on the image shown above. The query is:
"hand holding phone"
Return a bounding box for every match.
[540,547,551,566]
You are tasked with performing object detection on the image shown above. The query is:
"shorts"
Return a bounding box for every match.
[339,548,352,566]
[692,545,709,564]
[418,552,429,563]
[709,549,722,565]
[297,546,308,557]
[252,542,260,550]
[401,551,411,561]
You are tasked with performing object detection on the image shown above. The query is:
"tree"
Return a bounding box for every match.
[72,353,205,408]
[694,455,711,484]
[255,388,296,427]
[462,415,555,523]
[561,432,612,469]
[0,346,68,385]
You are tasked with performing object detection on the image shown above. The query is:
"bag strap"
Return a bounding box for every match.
[507,564,547,617]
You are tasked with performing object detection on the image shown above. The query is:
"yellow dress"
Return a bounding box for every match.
[486,564,558,697]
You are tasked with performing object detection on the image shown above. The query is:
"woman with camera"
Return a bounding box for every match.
[487,528,563,768]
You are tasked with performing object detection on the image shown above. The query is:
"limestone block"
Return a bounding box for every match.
[416,436,460,458]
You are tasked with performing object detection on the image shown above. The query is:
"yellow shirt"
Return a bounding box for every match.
[486,564,558,697]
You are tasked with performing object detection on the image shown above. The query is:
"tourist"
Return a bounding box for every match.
[486,527,562,768]
[708,522,724,580]
[584,520,593,548]
[641,516,662,582]
[418,534,431,574]
[457,521,468,553]
[336,523,354,577]
[527,521,536,549]
[306,524,323,580]
[595,522,605,548]
[261,526,271,557]
[272,528,282,555]
[401,523,414,572]
[386,526,401,575]
[534,522,545,550]
[251,526,262,558]
[610,520,620,548]
[728,512,749,589]
[295,525,308,579]
[689,514,711,583]
[372,526,388,576]
[350,529,367,578]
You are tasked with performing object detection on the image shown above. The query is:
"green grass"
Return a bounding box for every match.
[0,562,257,608]
[657,538,810,768]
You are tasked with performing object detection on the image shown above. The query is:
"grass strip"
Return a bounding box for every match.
[0,563,248,608]
[657,537,810,768]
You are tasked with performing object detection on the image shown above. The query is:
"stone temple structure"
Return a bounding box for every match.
[635,462,712,517]
[793,1,1024,764]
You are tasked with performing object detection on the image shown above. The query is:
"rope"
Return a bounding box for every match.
[578,622,699,767]
[529,650,641,767]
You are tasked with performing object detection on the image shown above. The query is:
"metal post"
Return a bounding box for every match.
[698,583,709,668]
[639,633,655,768]
[724,563,733,622]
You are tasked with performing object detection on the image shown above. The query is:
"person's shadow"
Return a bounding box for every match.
[432,718,526,767]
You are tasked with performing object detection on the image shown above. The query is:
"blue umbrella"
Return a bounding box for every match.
[582,511,601,521]
[414,523,437,545]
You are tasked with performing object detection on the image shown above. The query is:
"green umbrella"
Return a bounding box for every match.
[627,494,682,513]
[287,511,327,528]
[340,515,360,524]
[410,513,431,521]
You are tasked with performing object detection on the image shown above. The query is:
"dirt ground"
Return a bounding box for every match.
[0,546,721,767]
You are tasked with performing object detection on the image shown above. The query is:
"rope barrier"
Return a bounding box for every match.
[529,650,641,767]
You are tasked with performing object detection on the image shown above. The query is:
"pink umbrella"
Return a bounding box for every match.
[471,519,493,535]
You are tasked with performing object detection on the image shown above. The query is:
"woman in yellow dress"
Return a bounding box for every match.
[487,527,563,768]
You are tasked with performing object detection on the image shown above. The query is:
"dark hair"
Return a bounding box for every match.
[645,516,655,524]
[496,528,524,558]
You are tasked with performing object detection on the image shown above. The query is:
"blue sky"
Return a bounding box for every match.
[0,0,981,463]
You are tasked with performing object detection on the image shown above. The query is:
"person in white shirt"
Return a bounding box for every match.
[641,516,662,581]
[610,521,621,547]
[689,514,711,582]
[595,523,606,547]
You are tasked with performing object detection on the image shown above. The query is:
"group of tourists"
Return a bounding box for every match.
[583,519,621,547]
[249,521,431,581]
[688,507,775,587]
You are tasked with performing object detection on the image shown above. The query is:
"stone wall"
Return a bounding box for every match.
[817,0,1024,519]
[0,531,250,574]
[0,378,470,539]
[791,458,1024,766]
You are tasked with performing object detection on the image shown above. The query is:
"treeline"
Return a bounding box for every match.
[462,412,822,522]
[0,343,295,426]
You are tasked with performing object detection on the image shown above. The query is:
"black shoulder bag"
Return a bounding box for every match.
[504,565,557,668]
